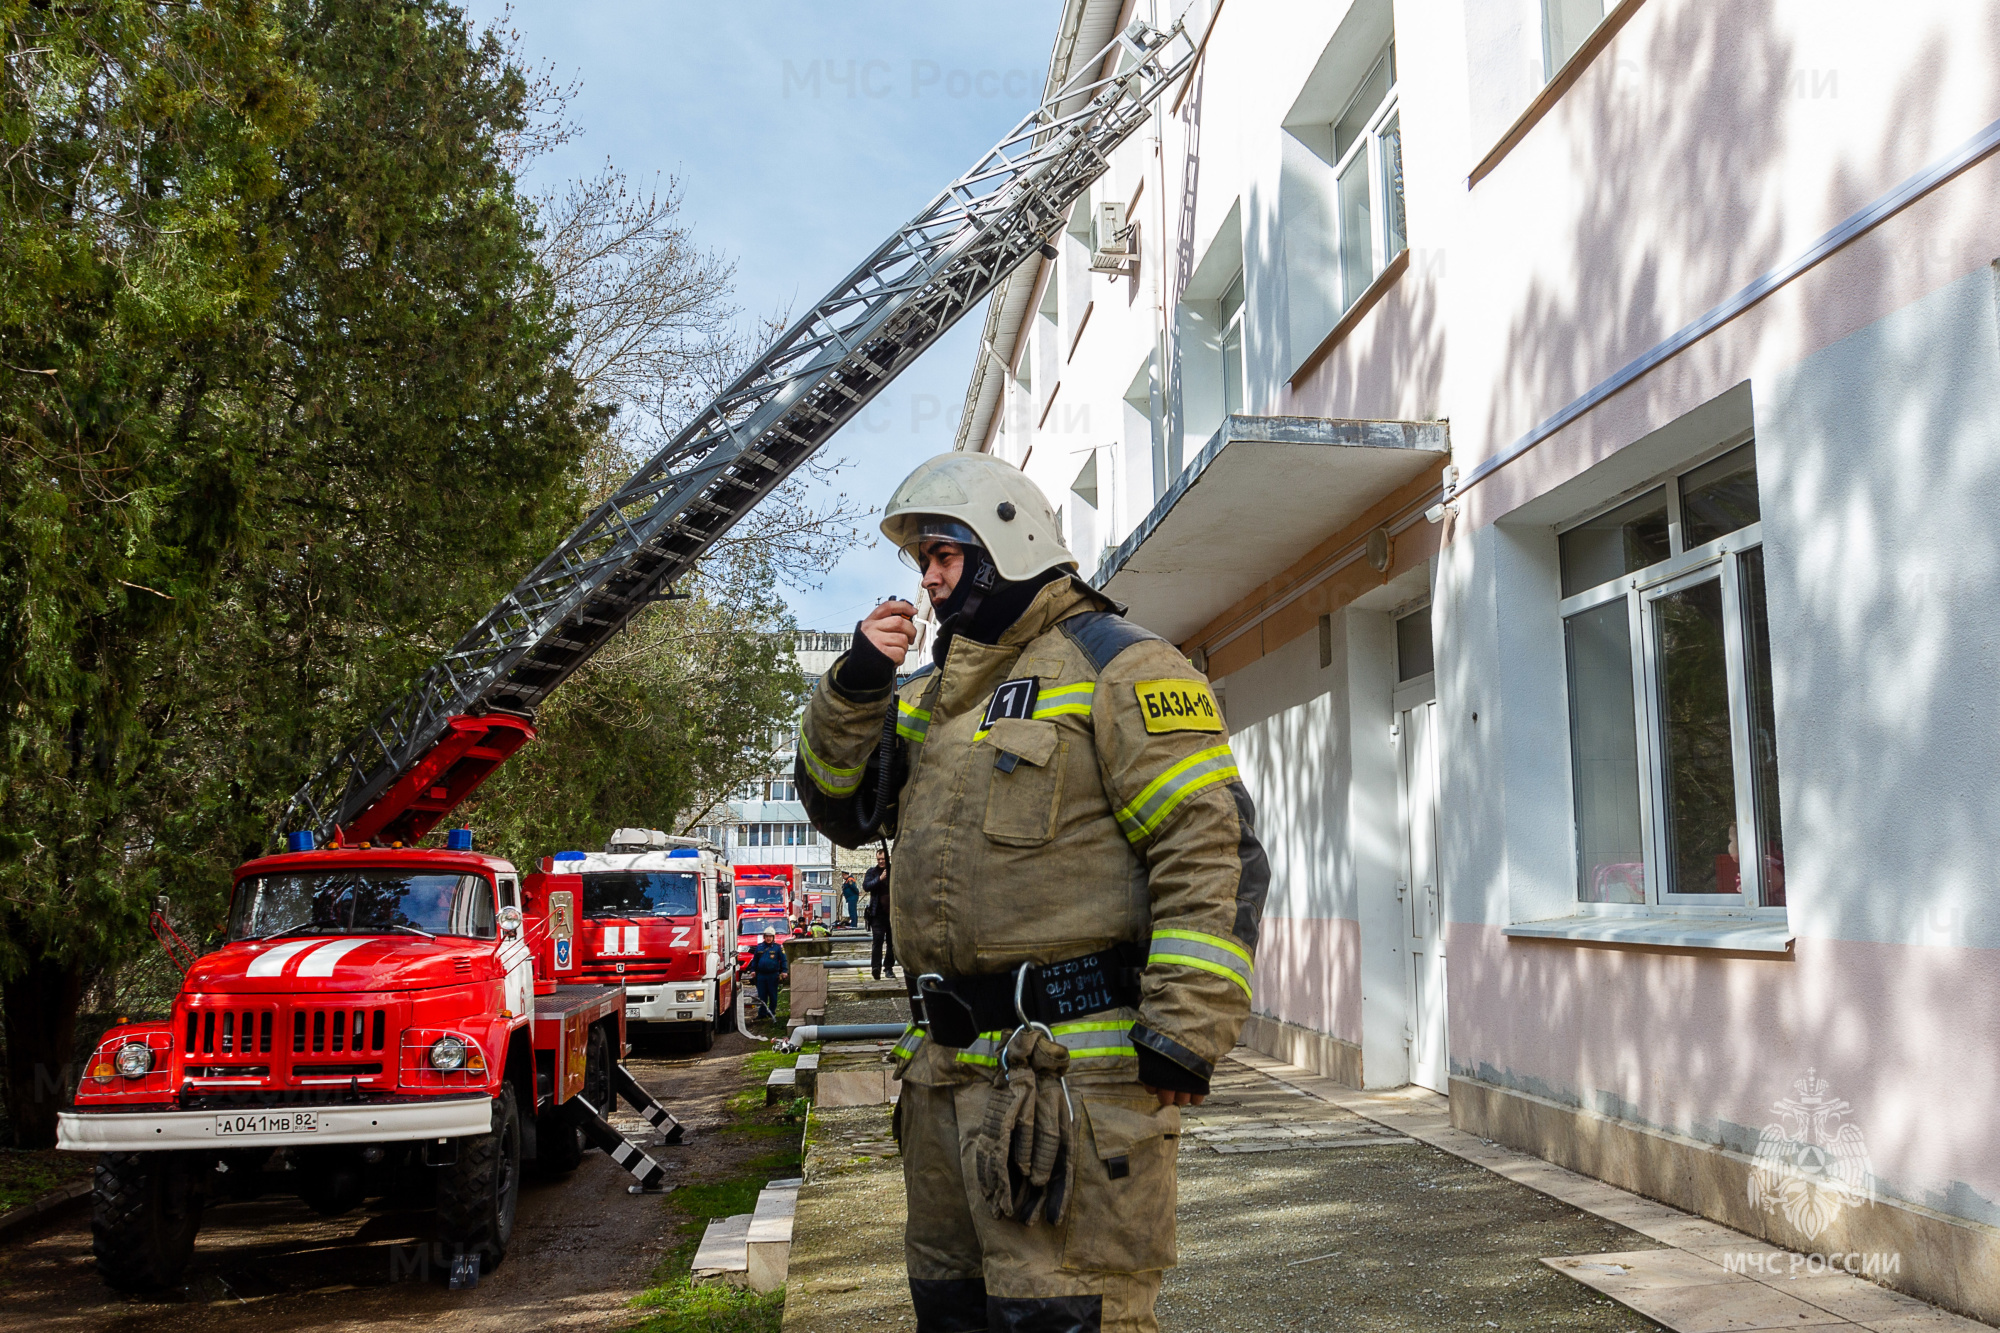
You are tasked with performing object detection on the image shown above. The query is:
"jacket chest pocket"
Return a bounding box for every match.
[981,717,1066,848]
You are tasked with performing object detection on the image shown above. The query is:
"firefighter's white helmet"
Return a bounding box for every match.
[880,451,1076,583]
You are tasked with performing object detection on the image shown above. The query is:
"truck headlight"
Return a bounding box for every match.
[114,1043,154,1077]
[427,1036,467,1071]
[676,988,705,1003]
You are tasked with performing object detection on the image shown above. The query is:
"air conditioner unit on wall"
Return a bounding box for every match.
[1090,200,1136,275]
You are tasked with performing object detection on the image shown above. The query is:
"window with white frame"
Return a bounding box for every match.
[1330,42,1405,312]
[1219,269,1245,418]
[766,778,797,802]
[735,822,820,848]
[1560,439,1784,909]
[1542,0,1608,78]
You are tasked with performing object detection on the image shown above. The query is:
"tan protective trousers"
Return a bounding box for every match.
[899,1077,1181,1333]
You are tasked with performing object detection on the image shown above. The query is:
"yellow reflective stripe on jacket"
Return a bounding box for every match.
[953,1030,1009,1067]
[1115,744,1240,842]
[1033,681,1095,718]
[798,723,866,797]
[1051,1018,1136,1059]
[892,1024,925,1060]
[1148,929,1254,998]
[896,697,932,743]
[972,682,1097,741]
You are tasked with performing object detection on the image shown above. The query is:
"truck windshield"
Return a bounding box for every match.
[582,872,698,918]
[230,871,495,941]
[737,882,786,907]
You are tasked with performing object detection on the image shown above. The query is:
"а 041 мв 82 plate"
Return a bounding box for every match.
[215,1110,318,1136]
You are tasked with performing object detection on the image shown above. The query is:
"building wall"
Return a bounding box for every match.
[957,0,2000,1314]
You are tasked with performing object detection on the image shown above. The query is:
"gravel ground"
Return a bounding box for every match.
[1159,1063,1670,1333]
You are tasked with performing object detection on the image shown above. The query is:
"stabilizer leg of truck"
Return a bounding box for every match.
[571,1095,671,1192]
[614,1062,686,1145]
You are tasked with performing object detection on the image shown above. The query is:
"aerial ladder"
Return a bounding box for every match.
[283,19,1198,848]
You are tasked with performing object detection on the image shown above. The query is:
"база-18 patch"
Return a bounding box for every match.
[1133,679,1223,734]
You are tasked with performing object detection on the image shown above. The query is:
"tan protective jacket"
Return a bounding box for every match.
[797,577,1269,1090]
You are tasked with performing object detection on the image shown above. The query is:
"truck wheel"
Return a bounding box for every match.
[434,1084,521,1275]
[91,1151,203,1293]
[583,1023,611,1112]
[686,1017,715,1054]
[534,1107,584,1176]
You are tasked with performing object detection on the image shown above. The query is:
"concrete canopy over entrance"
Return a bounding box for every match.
[1091,415,1448,643]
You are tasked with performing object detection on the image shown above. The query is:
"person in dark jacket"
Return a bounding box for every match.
[747,927,789,1024]
[862,849,894,979]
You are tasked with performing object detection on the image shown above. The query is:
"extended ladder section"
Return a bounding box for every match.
[282,20,1197,845]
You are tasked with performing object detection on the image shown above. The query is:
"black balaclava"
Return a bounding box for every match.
[931,548,1066,668]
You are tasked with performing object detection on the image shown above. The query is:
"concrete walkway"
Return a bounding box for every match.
[780,1046,1990,1331]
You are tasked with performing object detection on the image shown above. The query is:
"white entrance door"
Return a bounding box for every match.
[1399,700,1448,1094]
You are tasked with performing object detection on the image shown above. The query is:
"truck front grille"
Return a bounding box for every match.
[293,1008,389,1055]
[186,1008,276,1057]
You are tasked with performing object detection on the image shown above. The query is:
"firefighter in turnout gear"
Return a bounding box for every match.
[796,452,1270,1333]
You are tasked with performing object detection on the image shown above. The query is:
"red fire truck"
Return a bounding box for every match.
[731,864,796,972]
[56,806,680,1291]
[524,830,736,1052]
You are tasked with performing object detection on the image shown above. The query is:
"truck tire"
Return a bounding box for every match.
[583,1023,611,1112]
[434,1084,521,1275]
[91,1151,203,1293]
[686,1017,715,1053]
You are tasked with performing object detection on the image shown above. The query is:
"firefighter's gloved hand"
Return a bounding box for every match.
[972,1028,1074,1225]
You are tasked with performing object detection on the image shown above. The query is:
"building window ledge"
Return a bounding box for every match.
[1468,0,1647,189]
[1503,913,1793,955]
[1288,247,1410,388]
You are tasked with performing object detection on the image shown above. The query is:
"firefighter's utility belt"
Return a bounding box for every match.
[915,945,1142,1049]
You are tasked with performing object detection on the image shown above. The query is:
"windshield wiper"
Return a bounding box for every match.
[251,921,326,943]
[375,923,437,941]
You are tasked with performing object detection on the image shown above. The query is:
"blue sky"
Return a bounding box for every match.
[458,1,1064,631]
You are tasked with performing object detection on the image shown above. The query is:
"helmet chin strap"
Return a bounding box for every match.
[937,549,999,644]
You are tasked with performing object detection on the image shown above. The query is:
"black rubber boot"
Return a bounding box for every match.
[910,1276,990,1331]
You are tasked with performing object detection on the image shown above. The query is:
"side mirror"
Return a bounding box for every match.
[497,905,523,939]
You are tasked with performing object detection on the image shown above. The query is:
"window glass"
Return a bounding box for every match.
[1379,112,1406,260]
[1566,602,1645,902]
[1337,153,1374,310]
[1679,442,1760,548]
[230,871,493,940]
[1333,45,1394,160]
[1395,607,1434,682]
[496,877,518,910]
[581,872,699,919]
[1738,549,1786,906]
[1542,0,1607,77]
[1559,488,1670,597]
[737,881,786,907]
[1652,578,1739,894]
[1220,271,1245,419]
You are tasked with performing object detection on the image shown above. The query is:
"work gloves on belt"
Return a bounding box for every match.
[973,1027,1075,1225]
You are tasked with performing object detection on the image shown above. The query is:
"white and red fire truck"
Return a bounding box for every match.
[524,829,737,1052]
[57,726,683,1290]
[730,863,796,973]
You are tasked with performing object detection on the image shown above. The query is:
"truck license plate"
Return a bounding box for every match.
[214,1110,318,1136]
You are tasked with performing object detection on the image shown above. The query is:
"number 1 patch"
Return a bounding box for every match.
[981,677,1040,728]
[1133,679,1224,733]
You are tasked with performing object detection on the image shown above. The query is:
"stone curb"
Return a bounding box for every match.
[0,1178,91,1241]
